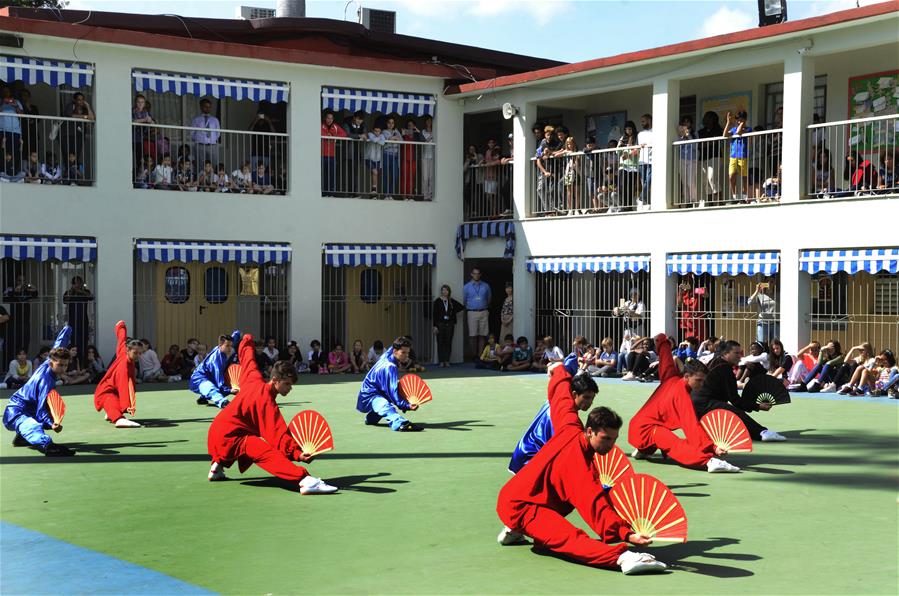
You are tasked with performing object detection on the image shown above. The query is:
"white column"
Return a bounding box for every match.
[512,223,534,346]
[781,52,815,203]
[94,60,133,193]
[650,249,675,337]
[96,234,134,359]
[650,77,679,212]
[512,101,537,219]
[778,247,808,353]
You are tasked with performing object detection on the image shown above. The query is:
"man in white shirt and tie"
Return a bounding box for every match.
[191,98,221,168]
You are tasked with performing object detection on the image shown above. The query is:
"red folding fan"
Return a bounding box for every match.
[288,410,334,457]
[593,445,635,488]
[46,389,66,425]
[610,473,688,544]
[398,374,433,407]
[226,363,241,392]
[700,409,753,453]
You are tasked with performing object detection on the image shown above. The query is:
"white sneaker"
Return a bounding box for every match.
[822,382,837,393]
[806,379,820,391]
[299,475,338,495]
[208,462,226,481]
[618,550,668,575]
[497,525,528,545]
[0,382,7,389]
[631,448,648,460]
[168,375,182,383]
[114,417,141,428]
[621,372,636,381]
[760,429,786,442]
[707,457,740,473]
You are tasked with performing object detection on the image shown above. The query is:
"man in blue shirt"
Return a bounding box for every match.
[357,336,421,432]
[190,331,240,408]
[724,110,752,201]
[462,268,492,360]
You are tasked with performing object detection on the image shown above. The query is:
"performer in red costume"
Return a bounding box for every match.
[628,334,740,473]
[94,321,144,428]
[496,365,667,575]
[206,334,337,495]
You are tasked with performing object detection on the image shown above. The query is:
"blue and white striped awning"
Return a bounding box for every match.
[135,240,291,264]
[321,87,435,117]
[1,235,96,262]
[133,70,289,103]
[1,55,93,87]
[800,248,899,275]
[323,244,436,267]
[667,252,780,276]
[455,221,516,260]
[527,255,651,274]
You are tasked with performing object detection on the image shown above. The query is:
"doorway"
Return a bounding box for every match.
[463,258,513,359]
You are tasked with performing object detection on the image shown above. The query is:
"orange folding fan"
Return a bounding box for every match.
[226,363,241,392]
[593,445,635,489]
[288,410,334,457]
[610,473,688,544]
[700,409,753,453]
[46,389,66,425]
[398,374,433,407]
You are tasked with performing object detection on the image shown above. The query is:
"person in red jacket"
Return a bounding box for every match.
[93,321,144,428]
[206,333,337,495]
[629,334,739,473]
[496,366,666,574]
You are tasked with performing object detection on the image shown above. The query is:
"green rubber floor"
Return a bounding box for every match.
[2,370,897,595]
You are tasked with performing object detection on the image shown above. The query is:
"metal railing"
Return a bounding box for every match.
[0,113,95,185]
[322,136,435,201]
[132,122,288,194]
[671,128,783,208]
[530,144,648,217]
[464,162,512,220]
[806,114,898,200]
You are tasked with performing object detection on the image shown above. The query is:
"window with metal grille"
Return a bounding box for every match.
[360,269,381,304]
[811,272,848,330]
[205,267,228,304]
[164,267,190,304]
[874,274,899,316]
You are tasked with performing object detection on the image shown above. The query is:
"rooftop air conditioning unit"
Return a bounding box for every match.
[359,7,396,34]
[236,6,276,20]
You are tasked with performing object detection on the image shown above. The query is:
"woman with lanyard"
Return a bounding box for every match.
[432,285,464,368]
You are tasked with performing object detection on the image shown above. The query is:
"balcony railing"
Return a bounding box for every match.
[671,129,783,208]
[0,113,95,185]
[322,136,435,201]
[464,162,512,220]
[806,114,897,199]
[530,144,649,217]
[132,122,288,194]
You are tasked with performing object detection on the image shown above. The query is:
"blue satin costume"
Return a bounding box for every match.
[189,330,240,407]
[356,348,412,431]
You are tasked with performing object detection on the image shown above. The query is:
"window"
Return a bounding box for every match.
[764,76,827,127]
[360,268,381,304]
[205,267,228,304]
[810,272,848,329]
[874,274,899,316]
[165,267,190,304]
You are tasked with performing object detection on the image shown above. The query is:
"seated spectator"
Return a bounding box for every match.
[32,346,50,372]
[849,349,898,397]
[40,151,61,184]
[477,334,502,370]
[282,341,308,374]
[177,159,197,192]
[252,161,274,195]
[64,151,84,185]
[23,150,40,184]
[367,339,385,366]
[812,147,835,198]
[587,337,617,377]
[505,336,533,372]
[398,336,427,372]
[232,161,253,193]
[262,336,280,368]
[766,339,793,383]
[176,143,193,170]
[135,156,156,189]
[197,160,217,192]
[3,349,33,390]
[328,342,352,374]
[350,339,368,374]
[533,335,564,373]
[308,339,328,374]
[497,334,516,370]
[837,343,876,394]
[180,339,199,377]
[160,344,184,377]
[530,338,547,372]
[255,340,271,379]
[876,148,896,194]
[85,344,107,383]
[193,343,208,369]
[843,151,878,195]
[138,340,174,382]
[154,153,175,190]
[791,340,843,392]
[621,336,652,381]
[697,336,720,365]
[215,163,234,192]
[675,336,699,364]
[760,164,781,202]
[737,341,769,387]
[788,340,820,384]
[59,346,92,385]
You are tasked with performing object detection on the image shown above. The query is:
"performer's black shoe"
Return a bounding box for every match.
[39,442,76,457]
[398,421,423,432]
[196,397,209,406]
[11,434,29,447]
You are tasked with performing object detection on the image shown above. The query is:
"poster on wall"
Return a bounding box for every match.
[700,92,752,128]
[847,69,898,154]
[586,111,627,146]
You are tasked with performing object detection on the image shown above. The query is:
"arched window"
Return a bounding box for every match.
[164,267,190,304]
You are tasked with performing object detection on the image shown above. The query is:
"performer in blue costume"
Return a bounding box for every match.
[190,331,240,408]
[3,325,76,456]
[507,353,595,473]
[356,336,422,432]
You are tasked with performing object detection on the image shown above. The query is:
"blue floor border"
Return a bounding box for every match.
[0,521,214,595]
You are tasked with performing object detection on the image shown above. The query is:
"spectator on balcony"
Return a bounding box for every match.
[1,148,24,182]
[483,147,503,216]
[724,111,751,202]
[198,160,217,192]
[582,135,598,200]
[876,148,896,194]
[463,144,482,212]
[616,121,640,211]
[177,158,197,192]
[132,93,154,172]
[252,161,274,195]
[0,86,24,170]
[135,155,156,190]
[382,116,402,199]
[141,128,169,166]
[232,161,252,193]
[216,163,234,192]
[320,110,346,196]
[154,153,175,190]
[191,98,221,169]
[18,89,39,164]
[365,125,387,196]
[62,92,94,178]
[812,147,835,198]
[677,116,699,206]
[23,150,40,184]
[401,119,424,199]
[343,110,367,195]
[176,143,193,171]
[843,150,878,195]
[637,113,653,208]
[560,136,581,215]
[593,139,620,213]
[810,113,826,151]
[39,151,61,184]
[249,109,276,169]
[421,116,435,200]
[483,138,499,162]
[64,151,84,186]
[535,126,560,214]
[698,111,724,205]
[761,164,782,202]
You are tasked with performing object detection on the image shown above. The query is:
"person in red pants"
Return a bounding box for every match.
[496,402,666,575]
[628,334,739,473]
[94,321,144,428]
[206,333,337,495]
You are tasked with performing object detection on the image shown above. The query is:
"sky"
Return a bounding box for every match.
[61,0,882,63]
